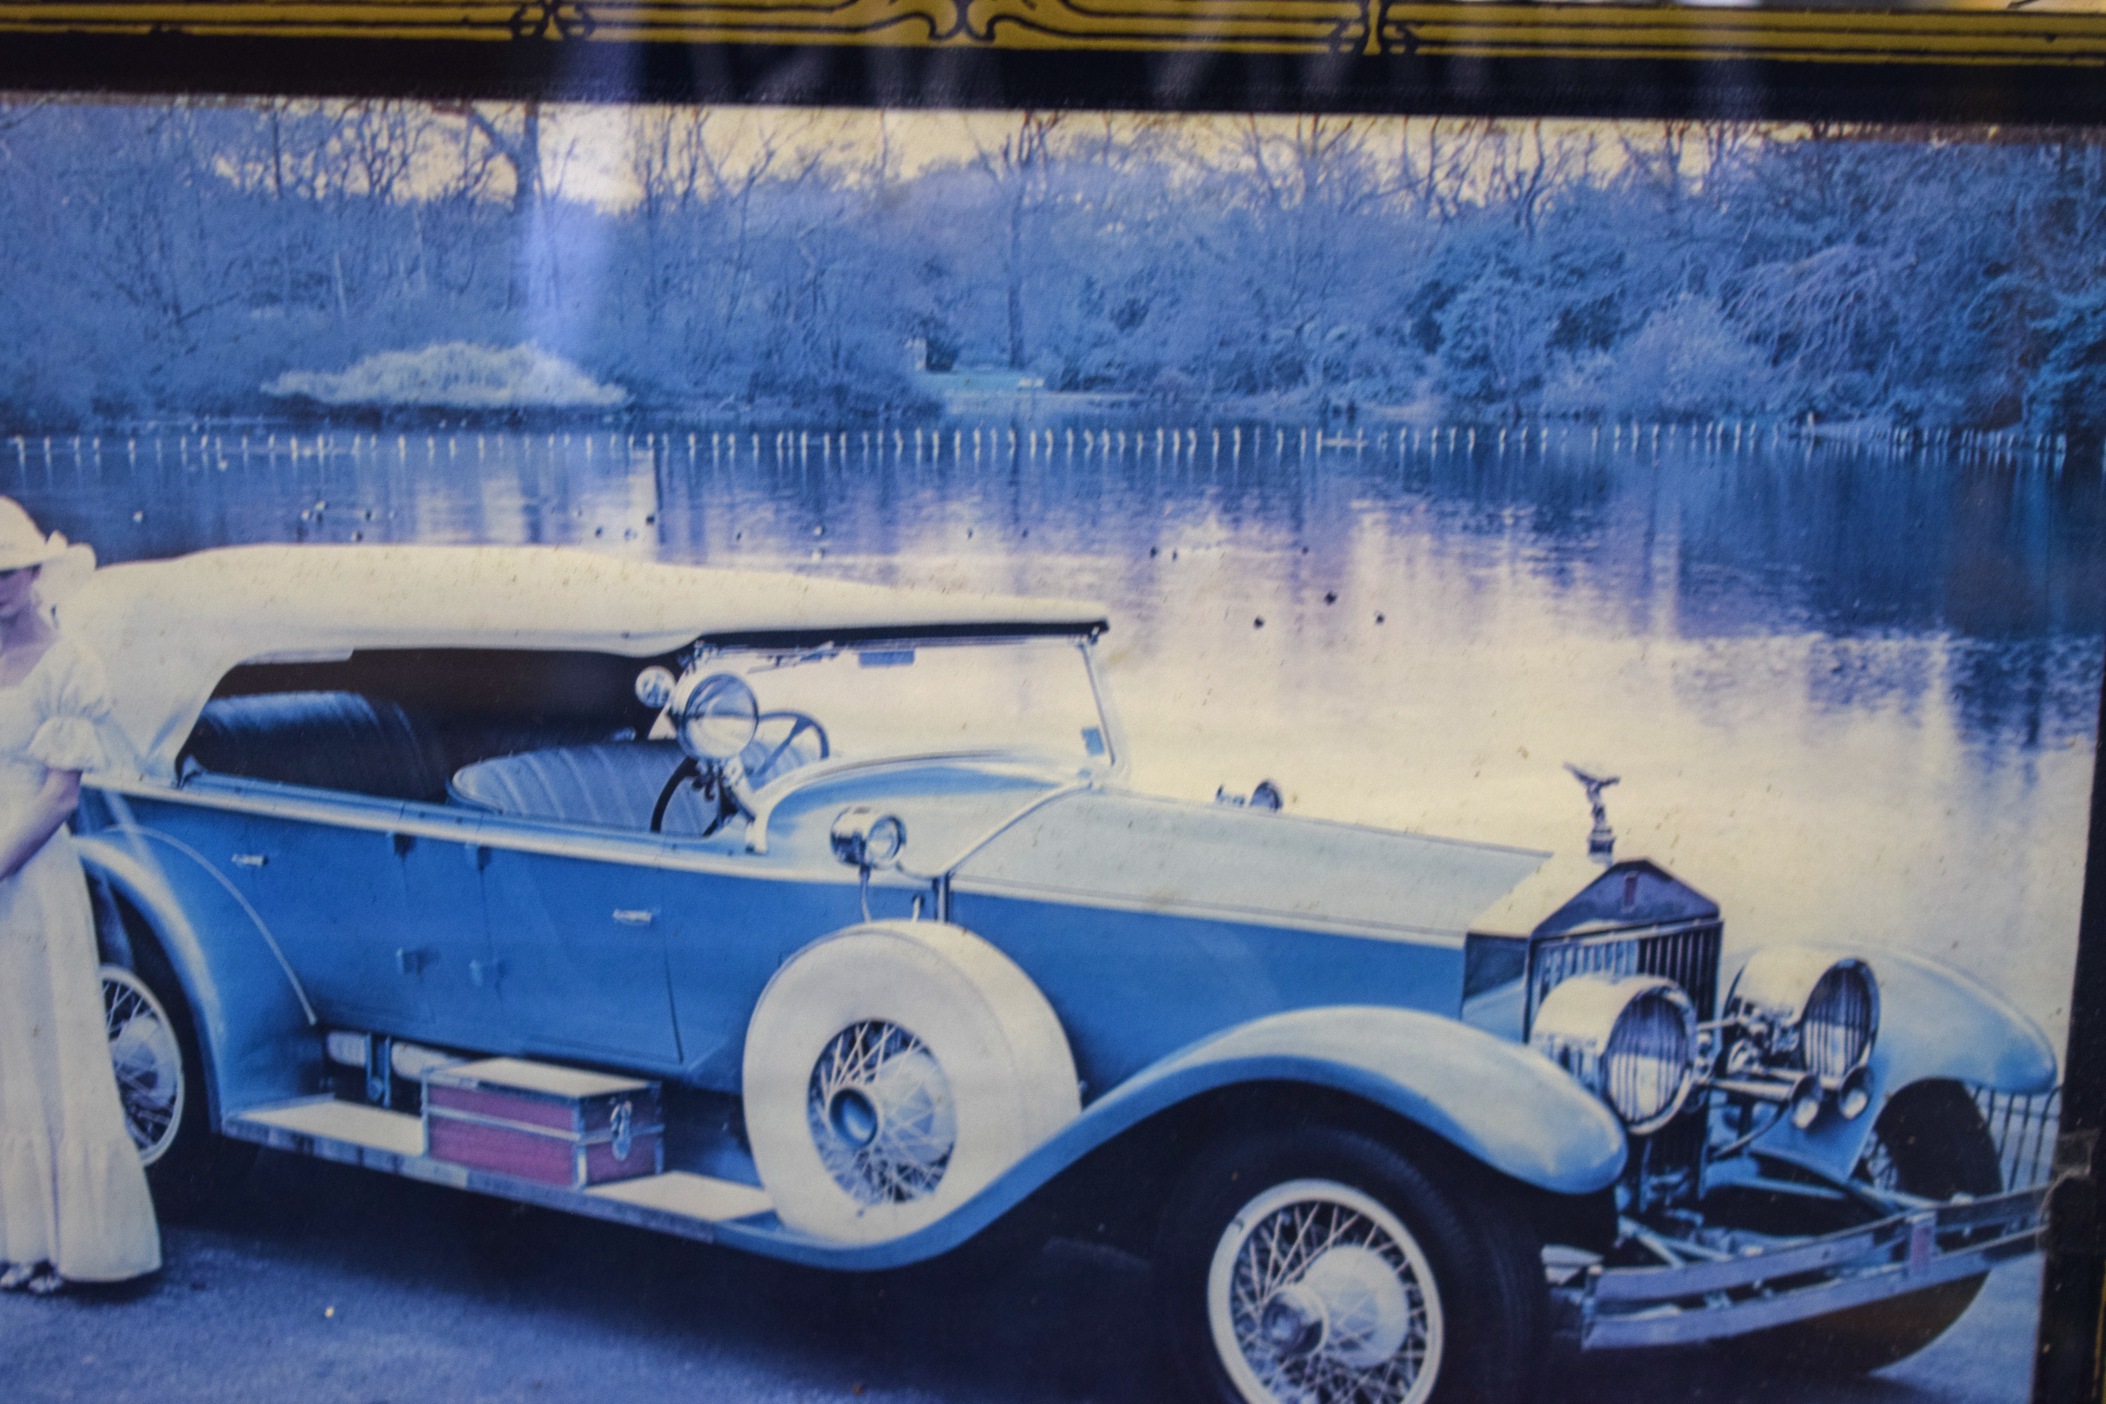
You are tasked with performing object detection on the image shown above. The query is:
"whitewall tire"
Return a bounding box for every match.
[741,921,1080,1244]
[1206,1179,1446,1404]
[1157,1126,1547,1404]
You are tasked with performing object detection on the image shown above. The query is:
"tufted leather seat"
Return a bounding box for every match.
[183,692,455,802]
[451,717,827,832]
[449,741,717,831]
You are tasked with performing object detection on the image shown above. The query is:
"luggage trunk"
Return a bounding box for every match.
[423,1057,664,1188]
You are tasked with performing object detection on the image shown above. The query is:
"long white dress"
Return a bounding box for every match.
[0,634,160,1280]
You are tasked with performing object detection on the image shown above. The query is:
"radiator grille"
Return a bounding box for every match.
[1526,920,1722,1034]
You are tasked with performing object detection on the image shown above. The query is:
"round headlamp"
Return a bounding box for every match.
[671,671,760,761]
[1531,974,1698,1135]
[829,806,907,871]
[1726,950,1879,1089]
[634,666,677,710]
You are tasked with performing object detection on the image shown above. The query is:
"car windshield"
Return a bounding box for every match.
[701,636,1115,775]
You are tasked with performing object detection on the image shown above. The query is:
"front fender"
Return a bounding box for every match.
[1744,944,2057,1181]
[76,826,314,1125]
[744,1004,1627,1271]
[1086,1005,1630,1194]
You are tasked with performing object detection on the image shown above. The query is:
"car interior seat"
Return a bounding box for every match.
[449,741,717,831]
[181,691,456,802]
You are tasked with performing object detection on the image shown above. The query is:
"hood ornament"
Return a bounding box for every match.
[1564,763,1620,864]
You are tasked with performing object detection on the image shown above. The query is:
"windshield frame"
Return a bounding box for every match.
[686,630,1129,782]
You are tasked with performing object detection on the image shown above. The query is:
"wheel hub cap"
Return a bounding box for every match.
[827,1088,880,1149]
[807,1021,957,1206]
[1210,1182,1442,1404]
[1259,1284,1326,1357]
[1294,1245,1414,1369]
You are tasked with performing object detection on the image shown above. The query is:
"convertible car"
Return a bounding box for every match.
[67,545,2058,1404]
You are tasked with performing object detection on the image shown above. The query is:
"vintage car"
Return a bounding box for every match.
[66,544,2058,1404]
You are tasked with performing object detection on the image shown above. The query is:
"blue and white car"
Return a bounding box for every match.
[69,544,2058,1404]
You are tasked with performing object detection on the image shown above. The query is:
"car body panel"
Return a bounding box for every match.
[653,865,884,1088]
[1068,1004,1629,1194]
[752,760,1076,871]
[479,840,688,1067]
[127,779,506,1047]
[953,788,1550,946]
[949,888,1471,1097]
[72,818,314,1122]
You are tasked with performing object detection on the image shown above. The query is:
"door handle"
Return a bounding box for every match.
[395,947,434,976]
[468,958,506,989]
[230,853,268,869]
[612,909,656,927]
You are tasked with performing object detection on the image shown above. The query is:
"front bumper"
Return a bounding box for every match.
[1561,1184,2046,1350]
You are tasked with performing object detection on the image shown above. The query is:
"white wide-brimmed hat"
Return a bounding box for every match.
[0,498,94,599]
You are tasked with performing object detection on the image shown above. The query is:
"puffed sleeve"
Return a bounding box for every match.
[28,639,111,774]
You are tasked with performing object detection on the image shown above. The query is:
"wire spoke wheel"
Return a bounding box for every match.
[806,1019,957,1207]
[1207,1179,1444,1404]
[100,965,185,1168]
[746,923,1078,1244]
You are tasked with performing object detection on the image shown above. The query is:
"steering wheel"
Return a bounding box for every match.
[649,713,830,836]
[651,756,721,836]
[747,711,831,789]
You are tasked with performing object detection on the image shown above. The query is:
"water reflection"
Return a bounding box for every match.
[5,422,2098,1038]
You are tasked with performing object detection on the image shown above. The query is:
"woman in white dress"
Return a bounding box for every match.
[0,498,159,1293]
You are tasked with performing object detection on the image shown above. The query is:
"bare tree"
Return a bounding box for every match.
[1214,115,1389,398]
[435,101,544,307]
[1396,115,1490,220]
[972,111,1064,371]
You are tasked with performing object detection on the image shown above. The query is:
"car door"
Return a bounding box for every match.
[217,785,501,1043]
[385,802,511,1049]
[475,821,685,1068]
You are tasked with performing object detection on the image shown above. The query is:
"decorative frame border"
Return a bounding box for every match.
[0,7,2101,1403]
[6,0,2106,64]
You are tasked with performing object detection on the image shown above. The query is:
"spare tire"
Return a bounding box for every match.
[742,921,1080,1244]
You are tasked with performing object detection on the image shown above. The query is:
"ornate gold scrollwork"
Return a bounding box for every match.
[586,0,1371,50]
[1,0,2105,65]
[509,0,596,38]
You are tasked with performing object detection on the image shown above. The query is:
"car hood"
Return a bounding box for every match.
[951,788,1551,945]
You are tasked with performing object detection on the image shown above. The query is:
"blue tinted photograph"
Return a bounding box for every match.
[0,99,2097,1404]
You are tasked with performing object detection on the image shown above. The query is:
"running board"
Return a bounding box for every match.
[227,1098,774,1243]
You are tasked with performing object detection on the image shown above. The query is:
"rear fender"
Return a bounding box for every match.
[784,1004,1627,1271]
[76,827,315,1125]
[1743,945,2057,1182]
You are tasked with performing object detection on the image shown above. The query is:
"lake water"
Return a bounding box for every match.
[5,421,2100,1043]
